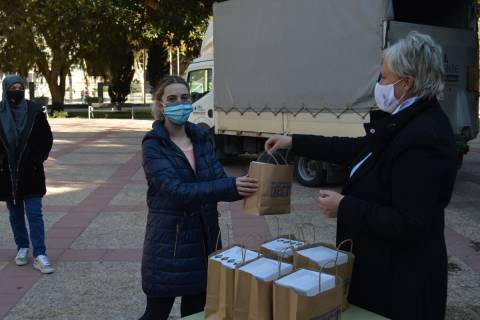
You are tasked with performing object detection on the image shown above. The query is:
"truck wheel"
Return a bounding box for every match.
[294,157,325,187]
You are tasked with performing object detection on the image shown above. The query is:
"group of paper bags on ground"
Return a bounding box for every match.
[205,237,355,320]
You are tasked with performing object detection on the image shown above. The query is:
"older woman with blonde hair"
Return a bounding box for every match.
[266,32,457,319]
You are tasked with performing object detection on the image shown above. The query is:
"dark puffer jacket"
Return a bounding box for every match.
[141,121,241,297]
[0,101,53,201]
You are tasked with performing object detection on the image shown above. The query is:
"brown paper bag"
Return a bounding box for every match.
[293,239,355,311]
[244,152,294,216]
[260,222,315,263]
[205,245,260,320]
[234,256,293,320]
[273,268,343,320]
[259,235,305,263]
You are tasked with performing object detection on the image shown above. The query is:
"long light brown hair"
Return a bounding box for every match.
[151,76,190,120]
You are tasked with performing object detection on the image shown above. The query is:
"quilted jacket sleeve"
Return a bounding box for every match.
[143,138,240,206]
[206,140,242,201]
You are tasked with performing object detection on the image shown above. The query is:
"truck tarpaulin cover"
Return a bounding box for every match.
[213,0,393,114]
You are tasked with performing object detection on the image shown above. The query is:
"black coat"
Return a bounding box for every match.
[292,98,457,320]
[0,101,53,201]
[141,121,241,297]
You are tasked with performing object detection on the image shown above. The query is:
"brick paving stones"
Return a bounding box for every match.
[0,118,478,319]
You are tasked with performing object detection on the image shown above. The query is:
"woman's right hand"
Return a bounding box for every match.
[264,135,292,154]
[236,176,259,197]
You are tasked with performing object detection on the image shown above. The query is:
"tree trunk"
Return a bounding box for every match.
[44,67,67,111]
[147,42,169,91]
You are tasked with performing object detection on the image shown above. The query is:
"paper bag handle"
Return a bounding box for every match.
[277,247,293,279]
[296,222,316,243]
[288,233,294,242]
[214,223,233,251]
[329,242,344,277]
[302,222,316,243]
[227,224,233,247]
[313,241,344,288]
[318,259,338,293]
[273,217,295,240]
[295,223,306,242]
[337,238,353,253]
[240,234,262,263]
[214,228,222,252]
[274,216,281,238]
[257,151,288,165]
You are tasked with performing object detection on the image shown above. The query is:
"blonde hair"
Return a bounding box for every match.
[384,31,444,99]
[151,76,190,120]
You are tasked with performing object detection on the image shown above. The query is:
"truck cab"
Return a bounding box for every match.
[186,21,214,130]
[186,58,214,130]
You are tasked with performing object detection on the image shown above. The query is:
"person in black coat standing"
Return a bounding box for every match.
[265,32,457,319]
[139,76,258,320]
[0,75,54,274]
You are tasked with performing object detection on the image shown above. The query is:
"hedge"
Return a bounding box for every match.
[50,110,153,119]
[73,111,152,119]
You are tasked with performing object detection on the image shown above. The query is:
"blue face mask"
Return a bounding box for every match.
[163,103,193,125]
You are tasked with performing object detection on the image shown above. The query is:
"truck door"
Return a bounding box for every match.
[387,0,479,154]
[187,66,214,129]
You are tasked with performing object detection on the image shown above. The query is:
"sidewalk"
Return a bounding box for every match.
[0,118,478,319]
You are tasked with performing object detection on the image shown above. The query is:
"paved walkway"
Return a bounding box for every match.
[0,118,478,319]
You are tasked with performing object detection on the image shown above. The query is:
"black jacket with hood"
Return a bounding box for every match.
[0,77,52,201]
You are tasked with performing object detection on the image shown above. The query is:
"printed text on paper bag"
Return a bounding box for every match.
[271,182,292,198]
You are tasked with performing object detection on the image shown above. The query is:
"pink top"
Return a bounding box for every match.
[181,148,196,172]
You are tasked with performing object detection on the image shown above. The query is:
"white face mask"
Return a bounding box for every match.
[374,79,404,114]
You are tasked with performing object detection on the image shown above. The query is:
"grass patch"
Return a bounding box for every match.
[49,111,69,118]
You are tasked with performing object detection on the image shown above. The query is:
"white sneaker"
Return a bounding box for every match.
[15,248,29,266]
[33,255,54,274]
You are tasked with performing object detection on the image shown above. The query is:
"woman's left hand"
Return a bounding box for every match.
[318,190,344,218]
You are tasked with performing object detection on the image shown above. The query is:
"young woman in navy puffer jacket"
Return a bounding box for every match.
[139,76,258,320]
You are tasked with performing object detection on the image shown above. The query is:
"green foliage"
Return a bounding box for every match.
[80,2,143,105]
[0,1,97,107]
[107,48,135,105]
[0,1,214,108]
[80,1,144,77]
[85,96,100,105]
[147,42,169,91]
[130,80,143,94]
[49,110,69,118]
[142,1,213,44]
[82,1,213,103]
[142,1,212,60]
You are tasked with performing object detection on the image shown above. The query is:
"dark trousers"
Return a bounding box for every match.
[139,292,206,320]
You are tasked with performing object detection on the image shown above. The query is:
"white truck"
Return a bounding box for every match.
[186,0,479,187]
